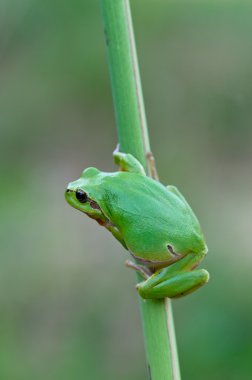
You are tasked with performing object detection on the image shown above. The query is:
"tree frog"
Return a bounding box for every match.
[65,151,209,299]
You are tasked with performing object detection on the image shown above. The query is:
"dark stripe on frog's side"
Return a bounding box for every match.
[129,248,183,269]
[89,199,101,210]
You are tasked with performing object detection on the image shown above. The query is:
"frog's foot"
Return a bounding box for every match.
[125,260,152,280]
[135,252,209,299]
[137,269,209,299]
[113,147,146,175]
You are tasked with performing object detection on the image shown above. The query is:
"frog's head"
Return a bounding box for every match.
[65,167,107,224]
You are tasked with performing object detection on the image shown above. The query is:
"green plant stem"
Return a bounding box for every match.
[99,1,181,379]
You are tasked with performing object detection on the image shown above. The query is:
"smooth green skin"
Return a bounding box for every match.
[65,152,209,299]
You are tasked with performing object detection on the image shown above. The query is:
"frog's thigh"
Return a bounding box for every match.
[138,269,209,299]
[113,150,146,175]
[167,185,189,206]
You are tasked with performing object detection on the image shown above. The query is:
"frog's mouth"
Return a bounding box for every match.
[86,211,115,229]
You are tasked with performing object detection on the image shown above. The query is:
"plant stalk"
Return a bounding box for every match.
[99,1,181,379]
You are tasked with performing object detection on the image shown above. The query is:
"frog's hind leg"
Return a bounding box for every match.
[113,145,160,180]
[166,185,190,206]
[167,185,181,196]
[136,252,209,299]
[113,146,146,175]
[138,269,209,299]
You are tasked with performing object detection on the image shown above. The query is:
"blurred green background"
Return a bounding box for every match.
[1,0,252,379]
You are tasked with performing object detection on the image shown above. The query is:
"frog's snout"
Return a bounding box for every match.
[65,188,74,196]
[65,188,74,204]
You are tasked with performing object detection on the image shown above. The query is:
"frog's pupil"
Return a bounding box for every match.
[76,189,88,203]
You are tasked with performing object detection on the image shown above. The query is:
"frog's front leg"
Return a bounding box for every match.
[113,147,146,175]
[125,259,152,279]
[136,252,209,299]
[106,224,128,249]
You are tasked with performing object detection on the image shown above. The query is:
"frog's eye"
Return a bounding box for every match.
[75,189,88,203]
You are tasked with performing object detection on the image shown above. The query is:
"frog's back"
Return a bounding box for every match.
[95,172,205,263]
